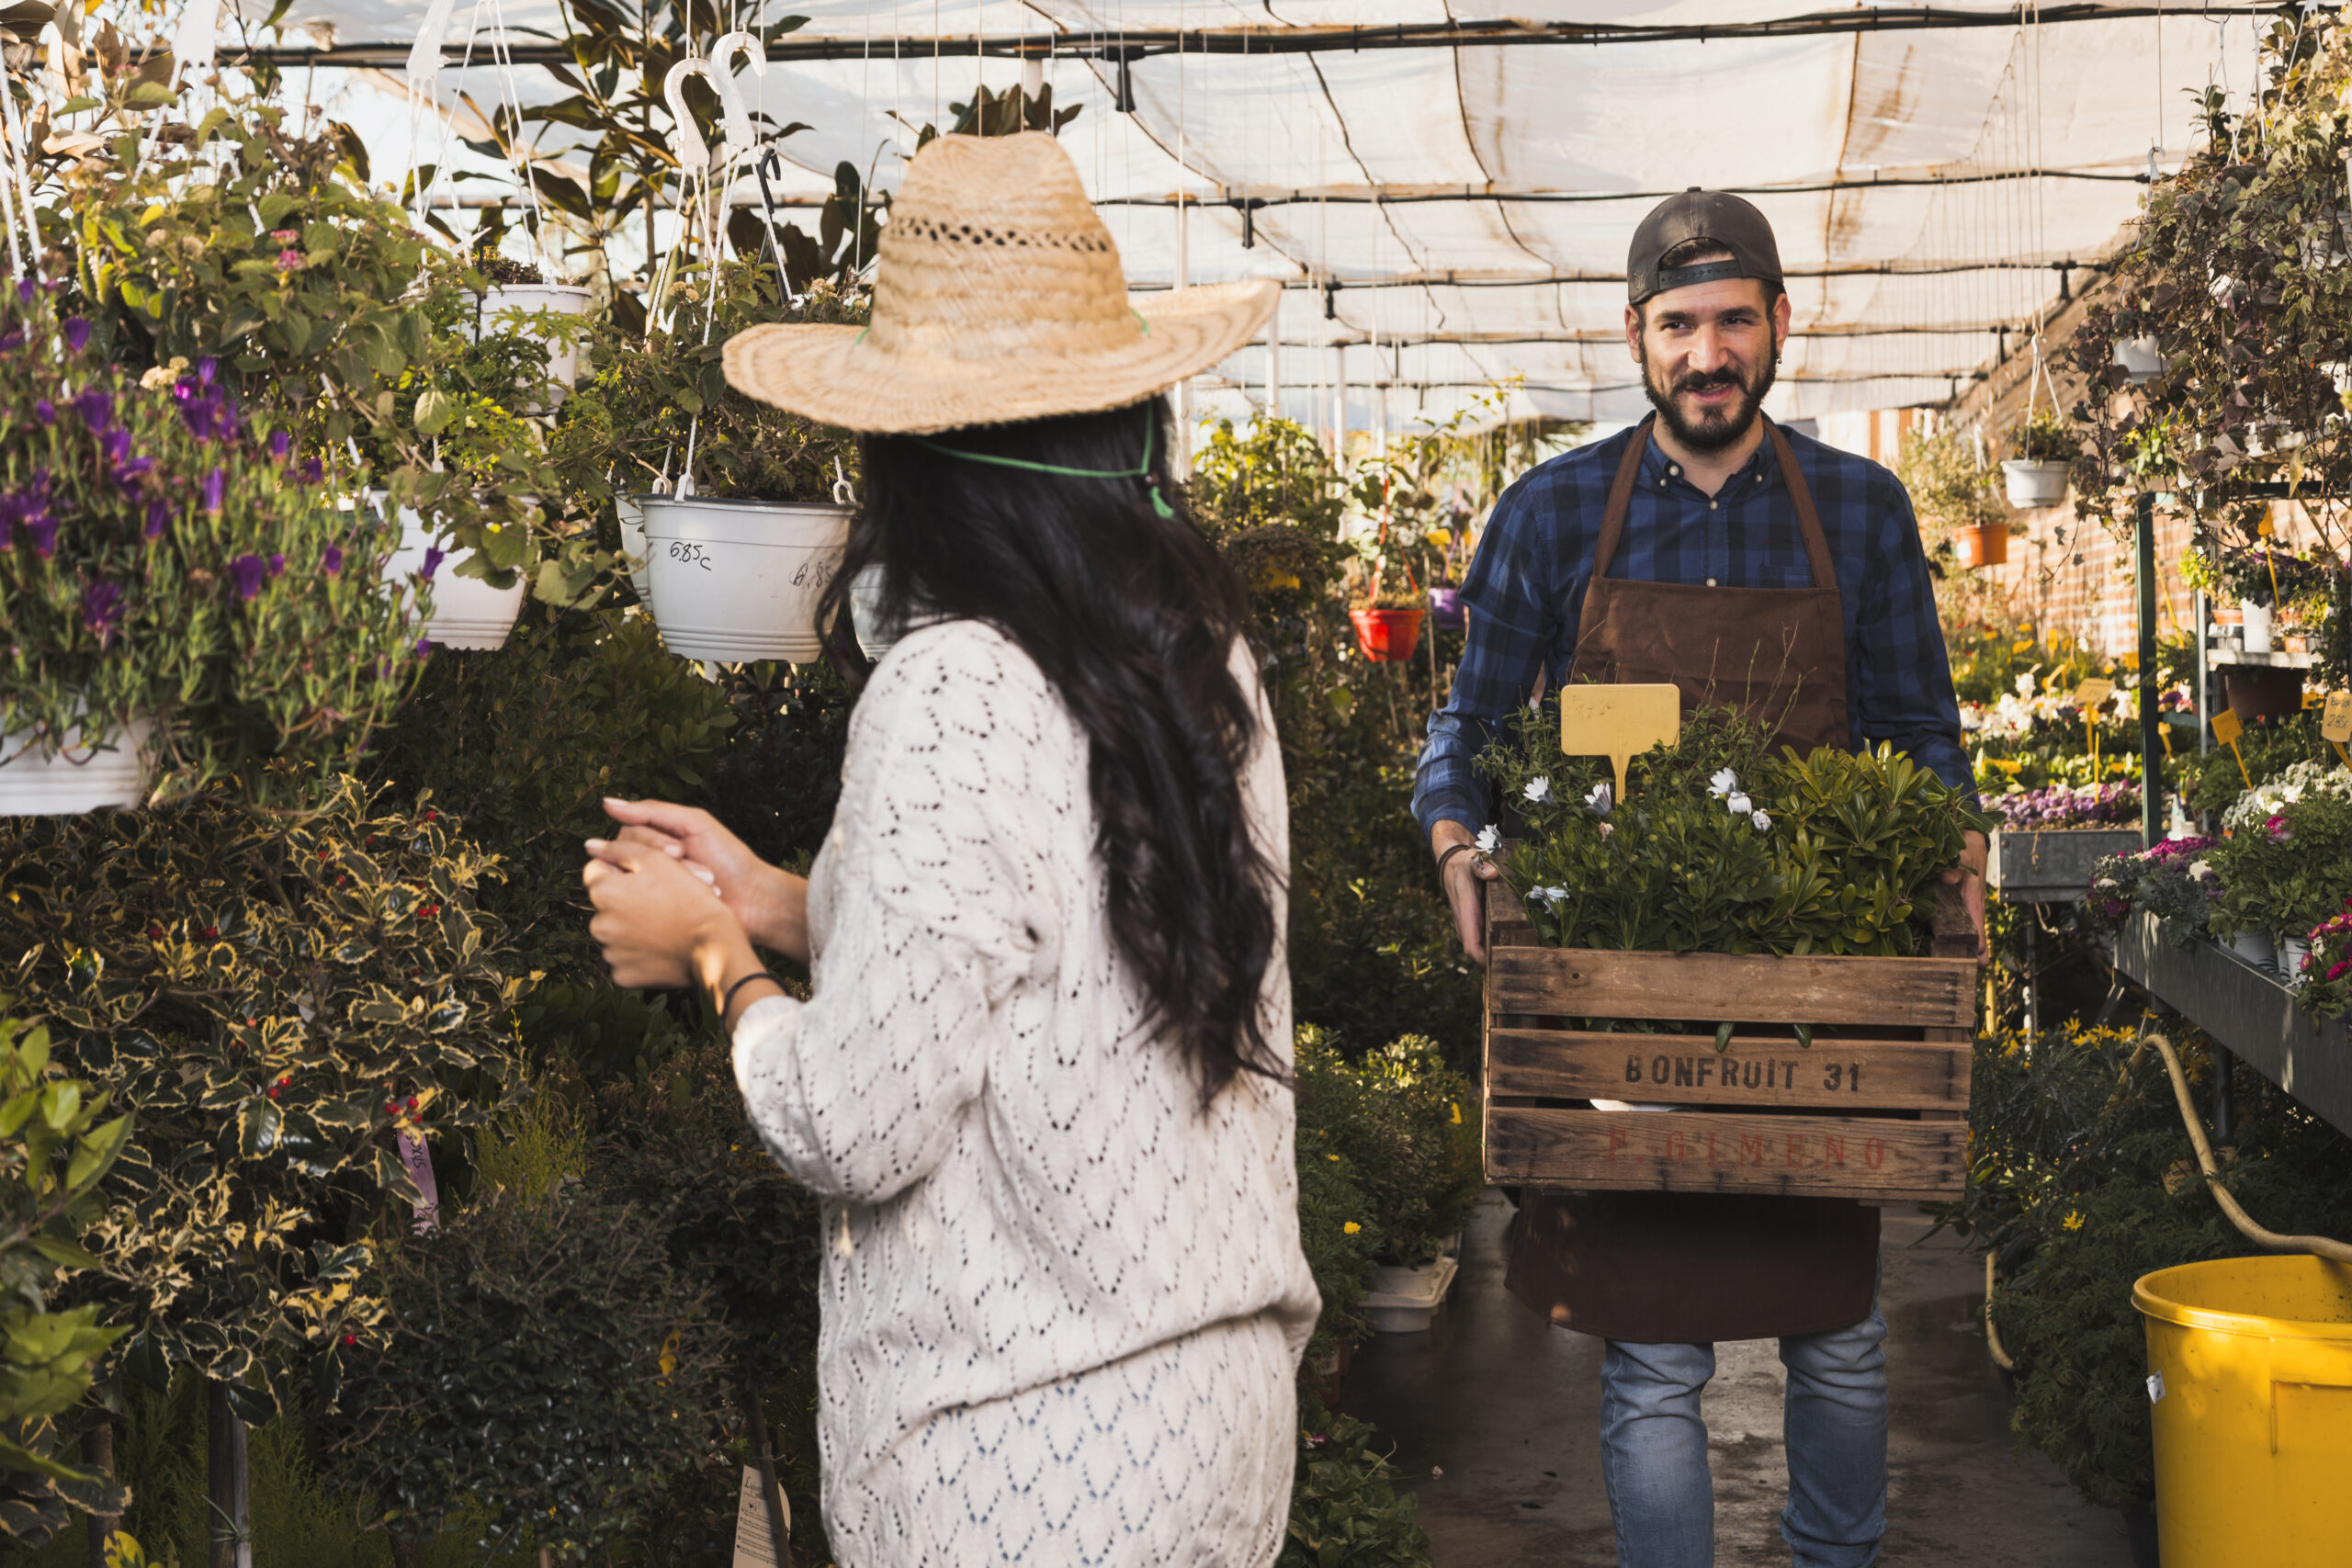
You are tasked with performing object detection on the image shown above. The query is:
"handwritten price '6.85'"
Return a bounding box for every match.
[666,541,714,572]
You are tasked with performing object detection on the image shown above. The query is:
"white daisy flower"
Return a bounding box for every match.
[1597,821,1614,840]
[1524,775,1553,804]
[1584,783,1612,817]
[1476,824,1501,853]
[1751,810,1771,831]
[1709,768,1738,797]
[1727,792,1753,817]
[1534,885,1568,908]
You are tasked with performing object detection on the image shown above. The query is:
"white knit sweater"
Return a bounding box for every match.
[730,619,1320,1565]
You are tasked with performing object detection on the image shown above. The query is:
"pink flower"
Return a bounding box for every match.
[2328,960,2349,983]
[276,249,304,272]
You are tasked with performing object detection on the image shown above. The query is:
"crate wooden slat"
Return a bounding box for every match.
[1488,1028,1970,1110]
[1483,879,1978,1202]
[1483,1106,1968,1203]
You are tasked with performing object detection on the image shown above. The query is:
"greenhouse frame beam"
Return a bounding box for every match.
[1091,170,2159,205]
[1130,261,2110,289]
[1307,325,2047,346]
[242,3,2276,69]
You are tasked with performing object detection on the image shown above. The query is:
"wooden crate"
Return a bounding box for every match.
[1484,882,1978,1202]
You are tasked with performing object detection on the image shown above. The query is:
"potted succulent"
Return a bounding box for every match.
[554,264,865,662]
[2001,409,2075,508]
[0,288,418,812]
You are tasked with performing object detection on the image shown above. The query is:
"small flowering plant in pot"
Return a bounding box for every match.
[0,286,420,807]
[2082,837,2218,947]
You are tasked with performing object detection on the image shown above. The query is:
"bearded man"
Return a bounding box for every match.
[1410,190,1984,1568]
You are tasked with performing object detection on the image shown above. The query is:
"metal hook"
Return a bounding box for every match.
[711,29,767,163]
[831,457,856,509]
[756,148,798,304]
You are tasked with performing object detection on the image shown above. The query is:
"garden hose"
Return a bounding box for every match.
[1983,1253,2016,1371]
[2141,1029,2352,1266]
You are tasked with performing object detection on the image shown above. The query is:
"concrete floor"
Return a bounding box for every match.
[1340,1190,2133,1567]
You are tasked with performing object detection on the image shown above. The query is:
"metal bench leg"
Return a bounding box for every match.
[2212,1043,2235,1144]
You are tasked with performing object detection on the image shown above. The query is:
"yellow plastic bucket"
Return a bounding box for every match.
[2133,1255,2352,1566]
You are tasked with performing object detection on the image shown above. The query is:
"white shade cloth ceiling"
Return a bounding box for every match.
[272,0,2257,423]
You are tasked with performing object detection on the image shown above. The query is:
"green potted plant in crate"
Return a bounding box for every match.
[555,263,865,662]
[1295,1030,1482,1333]
[0,288,419,812]
[2001,408,2075,509]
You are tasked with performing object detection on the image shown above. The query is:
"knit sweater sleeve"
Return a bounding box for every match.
[729,626,1065,1205]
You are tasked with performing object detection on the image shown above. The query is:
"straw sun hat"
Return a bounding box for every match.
[722,131,1278,434]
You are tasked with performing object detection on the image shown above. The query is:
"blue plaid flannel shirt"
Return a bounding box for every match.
[1411,420,1974,837]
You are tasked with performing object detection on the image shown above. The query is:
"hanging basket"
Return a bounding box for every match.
[2113,334,2165,384]
[1350,607,1426,663]
[615,493,656,603]
[641,495,851,663]
[469,285,595,402]
[375,496,528,652]
[2000,459,2070,509]
[0,715,153,816]
[1952,523,2009,569]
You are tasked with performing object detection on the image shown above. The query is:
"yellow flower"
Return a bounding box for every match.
[2063,1210,2086,1231]
[1343,1222,1362,1235]
[1327,1153,1340,1161]
[2011,639,2034,654]
[1450,1101,1463,1124]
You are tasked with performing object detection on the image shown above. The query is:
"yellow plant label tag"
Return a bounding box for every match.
[2211,707,2243,747]
[2324,691,2352,744]
[1558,683,1681,805]
[2075,678,2115,712]
[2258,513,2277,538]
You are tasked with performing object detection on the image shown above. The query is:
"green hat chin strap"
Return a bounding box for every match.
[910,412,1177,520]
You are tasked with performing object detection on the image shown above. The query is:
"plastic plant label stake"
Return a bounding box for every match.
[2211,706,2252,788]
[2323,691,2352,770]
[1557,684,1680,805]
[2076,678,2113,774]
[733,1463,786,1567]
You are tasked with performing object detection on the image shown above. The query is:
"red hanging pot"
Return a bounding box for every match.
[1351,607,1426,663]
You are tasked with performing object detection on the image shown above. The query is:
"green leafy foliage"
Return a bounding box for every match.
[0,1002,131,1546]
[1480,701,1990,955]
[1295,1031,1481,1269]
[0,777,526,1413]
[1950,1022,2352,1507]
[0,288,418,799]
[2203,791,2352,943]
[551,265,865,505]
[322,1186,729,1561]
[365,607,737,972]
[1294,1126,1382,1386]
[1278,1415,1431,1568]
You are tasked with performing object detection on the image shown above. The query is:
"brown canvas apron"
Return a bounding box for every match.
[1502,414,1881,1344]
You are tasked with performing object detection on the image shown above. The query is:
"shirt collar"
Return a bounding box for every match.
[1635,420,1783,496]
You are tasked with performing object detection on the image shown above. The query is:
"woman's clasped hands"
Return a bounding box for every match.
[582,798,811,1013]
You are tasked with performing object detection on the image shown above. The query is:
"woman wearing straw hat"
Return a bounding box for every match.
[580,130,1319,1565]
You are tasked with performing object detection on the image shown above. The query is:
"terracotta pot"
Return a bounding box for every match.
[2222,665,2302,722]
[1953,523,2008,569]
[1350,607,1425,663]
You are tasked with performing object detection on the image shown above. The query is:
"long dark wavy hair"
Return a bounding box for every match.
[814,395,1283,1101]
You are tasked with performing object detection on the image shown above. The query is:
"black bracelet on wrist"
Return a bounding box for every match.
[1436,840,1484,879]
[721,970,787,1017]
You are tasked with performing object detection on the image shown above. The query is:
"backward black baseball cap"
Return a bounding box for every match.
[1627,187,1784,306]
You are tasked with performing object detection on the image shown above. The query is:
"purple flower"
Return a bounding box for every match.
[32,399,52,426]
[197,357,216,388]
[71,389,113,432]
[297,456,322,485]
[14,280,30,305]
[143,499,171,540]
[203,468,226,515]
[420,546,444,581]
[267,429,291,463]
[80,581,123,645]
[229,554,266,601]
[414,637,434,657]
[6,468,55,558]
[0,331,22,355]
[322,545,344,576]
[62,317,89,355]
[267,552,285,578]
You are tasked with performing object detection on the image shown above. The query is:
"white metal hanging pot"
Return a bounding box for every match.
[2113,334,2165,384]
[371,493,527,651]
[849,563,903,662]
[469,285,596,403]
[0,715,153,816]
[641,494,850,663]
[615,492,657,603]
[2000,460,2070,508]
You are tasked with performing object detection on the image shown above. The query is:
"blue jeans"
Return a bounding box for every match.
[1598,1294,1888,1568]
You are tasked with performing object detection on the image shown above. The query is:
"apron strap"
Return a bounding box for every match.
[1580,414,1656,632]
[1763,418,1838,592]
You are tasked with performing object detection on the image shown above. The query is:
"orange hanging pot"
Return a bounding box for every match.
[1953,523,2009,570]
[1350,607,1426,663]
